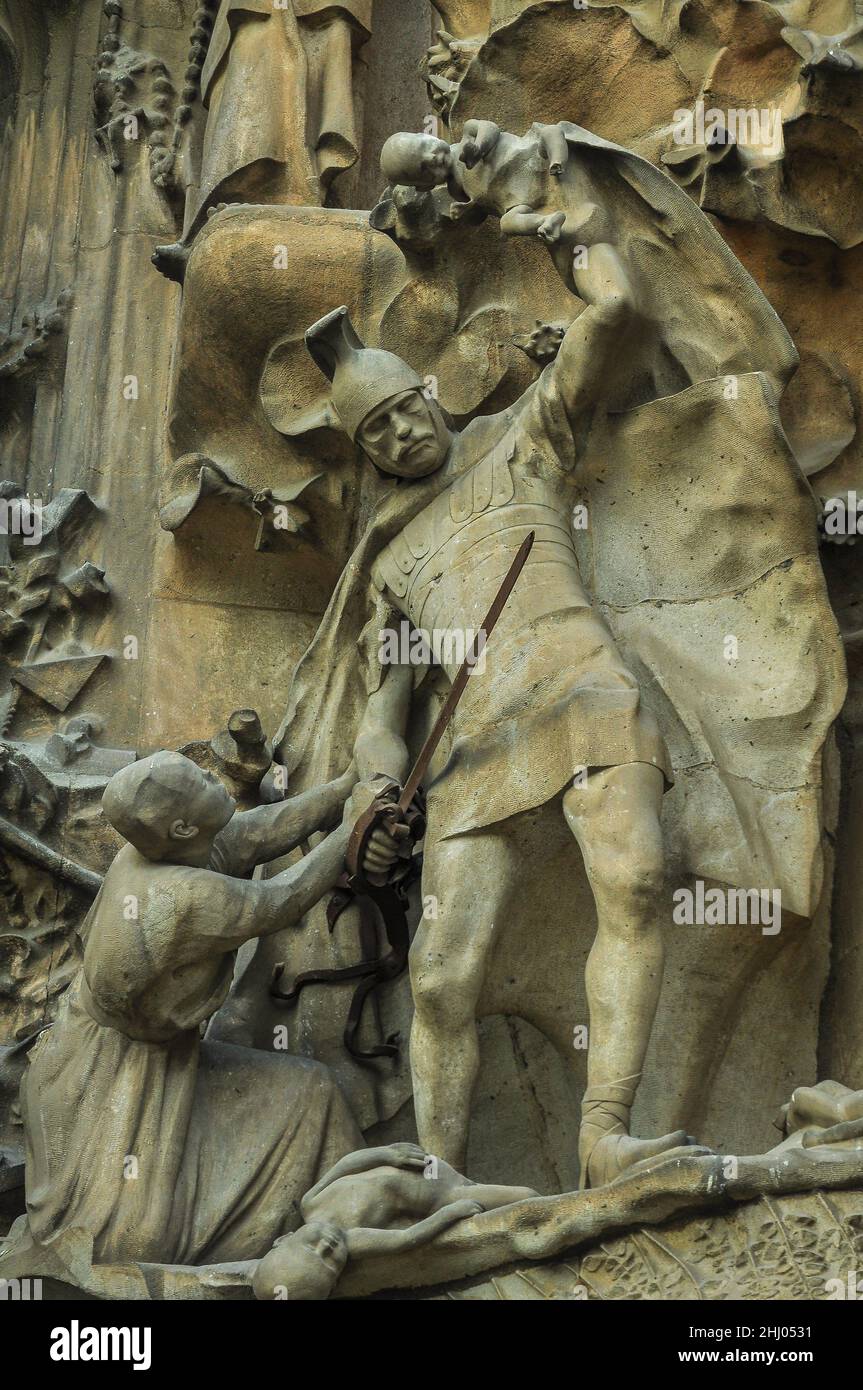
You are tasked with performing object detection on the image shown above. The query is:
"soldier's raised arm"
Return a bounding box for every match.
[554,242,636,429]
[519,243,636,464]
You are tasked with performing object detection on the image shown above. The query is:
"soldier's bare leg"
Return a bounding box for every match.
[563,763,705,1187]
[410,828,518,1169]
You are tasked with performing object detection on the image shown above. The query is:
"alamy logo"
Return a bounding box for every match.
[672,99,783,157]
[0,494,42,546]
[379,621,487,673]
[49,1321,152,1371]
[822,492,863,537]
[0,1277,42,1299]
[825,1272,860,1300]
[672,881,781,935]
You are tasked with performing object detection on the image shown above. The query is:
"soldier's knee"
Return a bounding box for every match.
[411,950,482,1029]
[594,846,664,914]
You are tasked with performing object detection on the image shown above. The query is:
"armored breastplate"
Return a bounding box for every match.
[372,433,590,681]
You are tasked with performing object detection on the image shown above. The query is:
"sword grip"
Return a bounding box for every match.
[346,789,426,890]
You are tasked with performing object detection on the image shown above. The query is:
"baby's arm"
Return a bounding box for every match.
[445,1181,538,1211]
[302,1144,428,1208]
[460,118,501,169]
[345,1199,483,1260]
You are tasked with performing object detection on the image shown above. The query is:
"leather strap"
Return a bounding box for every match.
[269,789,426,1060]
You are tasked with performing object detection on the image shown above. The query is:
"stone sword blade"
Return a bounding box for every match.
[396,529,535,817]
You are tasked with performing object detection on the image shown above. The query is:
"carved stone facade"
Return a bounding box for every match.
[1,0,863,1309]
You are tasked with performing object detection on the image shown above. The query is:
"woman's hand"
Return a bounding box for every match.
[378,1142,430,1170]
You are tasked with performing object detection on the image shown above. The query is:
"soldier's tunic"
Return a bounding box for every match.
[372,360,672,841]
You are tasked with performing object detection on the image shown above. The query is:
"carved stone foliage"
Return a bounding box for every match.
[0,291,72,384]
[423,1188,863,1300]
[0,718,129,1047]
[93,0,220,208]
[0,486,110,735]
[0,293,74,492]
[421,29,483,115]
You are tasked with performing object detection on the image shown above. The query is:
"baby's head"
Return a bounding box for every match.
[252,1223,348,1301]
[102,752,234,864]
[380,132,453,190]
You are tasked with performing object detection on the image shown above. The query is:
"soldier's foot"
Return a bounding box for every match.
[582,1130,712,1189]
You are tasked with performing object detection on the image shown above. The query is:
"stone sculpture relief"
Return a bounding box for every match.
[152,0,374,275]
[197,0,372,213]
[0,487,111,733]
[257,182,843,1192]
[2,0,863,1319]
[93,1,180,186]
[5,753,378,1269]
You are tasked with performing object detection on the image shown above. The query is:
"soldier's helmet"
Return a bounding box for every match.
[305,306,423,441]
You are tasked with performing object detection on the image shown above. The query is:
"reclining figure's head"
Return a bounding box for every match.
[252,1224,348,1301]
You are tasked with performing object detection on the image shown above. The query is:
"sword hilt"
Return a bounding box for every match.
[345,780,426,891]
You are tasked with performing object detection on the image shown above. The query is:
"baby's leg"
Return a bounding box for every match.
[500,205,547,237]
[446,1182,538,1212]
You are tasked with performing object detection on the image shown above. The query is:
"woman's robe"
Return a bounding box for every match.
[20,838,362,1266]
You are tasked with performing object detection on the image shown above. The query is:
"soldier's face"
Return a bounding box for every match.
[357,391,451,477]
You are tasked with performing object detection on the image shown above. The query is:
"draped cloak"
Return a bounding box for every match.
[275,128,844,913]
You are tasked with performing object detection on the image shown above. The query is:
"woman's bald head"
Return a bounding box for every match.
[102,752,233,860]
